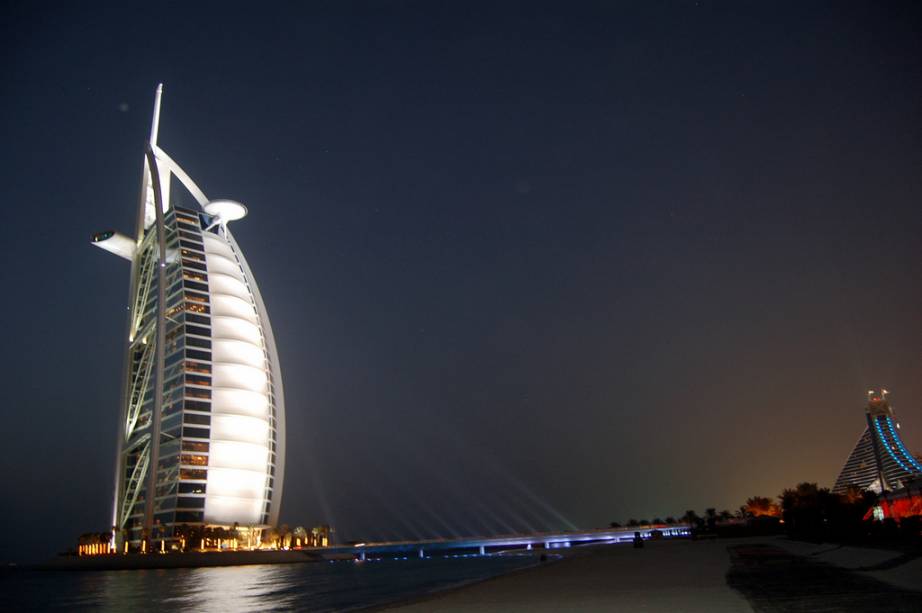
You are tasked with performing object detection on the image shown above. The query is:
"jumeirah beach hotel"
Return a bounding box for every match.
[92,85,285,548]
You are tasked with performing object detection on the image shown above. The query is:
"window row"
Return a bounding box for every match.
[182,426,210,440]
[179,239,204,253]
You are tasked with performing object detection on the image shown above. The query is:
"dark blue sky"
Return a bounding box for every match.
[2,1,922,562]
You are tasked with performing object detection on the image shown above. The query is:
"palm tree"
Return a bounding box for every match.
[780,482,830,535]
[263,527,280,549]
[681,509,700,528]
[292,526,308,547]
[744,496,780,518]
[704,508,718,531]
[781,482,822,514]
[279,524,292,549]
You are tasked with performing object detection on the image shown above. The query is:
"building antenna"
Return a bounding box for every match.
[149,83,163,145]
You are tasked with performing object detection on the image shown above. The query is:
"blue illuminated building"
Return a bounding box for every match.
[833,388,922,494]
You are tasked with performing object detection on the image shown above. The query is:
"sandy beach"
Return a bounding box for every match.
[390,539,751,612]
[387,537,922,612]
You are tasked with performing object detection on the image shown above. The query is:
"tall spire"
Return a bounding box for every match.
[149,83,163,145]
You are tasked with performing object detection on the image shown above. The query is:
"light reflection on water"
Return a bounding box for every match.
[2,555,537,612]
[161,565,302,612]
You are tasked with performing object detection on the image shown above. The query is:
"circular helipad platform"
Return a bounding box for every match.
[204,199,248,222]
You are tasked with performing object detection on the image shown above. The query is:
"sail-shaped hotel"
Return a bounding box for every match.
[92,86,285,548]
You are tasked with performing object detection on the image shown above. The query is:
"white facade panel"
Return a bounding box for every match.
[212,339,265,368]
[211,388,269,416]
[212,316,263,344]
[211,295,260,323]
[203,229,274,527]
[209,273,251,301]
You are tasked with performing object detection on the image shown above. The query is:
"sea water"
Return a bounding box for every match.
[1,554,537,611]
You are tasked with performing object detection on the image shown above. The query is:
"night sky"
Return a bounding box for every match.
[2,1,922,563]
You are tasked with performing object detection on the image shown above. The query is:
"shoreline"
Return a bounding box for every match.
[30,549,326,572]
[358,550,564,612]
[378,536,922,612]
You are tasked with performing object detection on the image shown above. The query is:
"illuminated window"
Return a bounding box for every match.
[179,468,207,480]
[184,279,209,292]
[179,240,204,252]
[185,361,211,375]
[185,292,208,304]
[185,374,211,387]
[181,248,206,262]
[179,482,206,494]
[183,271,208,283]
[182,441,209,453]
[183,259,208,272]
[180,454,208,466]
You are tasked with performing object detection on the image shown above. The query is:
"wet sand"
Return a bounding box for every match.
[387,537,922,612]
[389,539,751,612]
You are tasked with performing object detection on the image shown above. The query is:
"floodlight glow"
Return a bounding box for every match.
[211,414,270,445]
[209,273,251,301]
[211,294,260,323]
[204,496,264,525]
[212,363,267,393]
[206,252,245,278]
[211,388,269,416]
[210,441,269,472]
[213,339,265,368]
[203,233,236,258]
[206,468,266,498]
[212,316,263,344]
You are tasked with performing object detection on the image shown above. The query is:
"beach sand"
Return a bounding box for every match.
[771,538,922,593]
[387,536,922,612]
[389,539,753,612]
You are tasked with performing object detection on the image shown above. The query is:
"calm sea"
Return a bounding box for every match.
[1,554,537,611]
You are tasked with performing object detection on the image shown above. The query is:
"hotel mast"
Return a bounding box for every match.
[92,85,285,548]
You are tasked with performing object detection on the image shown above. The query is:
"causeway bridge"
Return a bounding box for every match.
[324,525,691,560]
